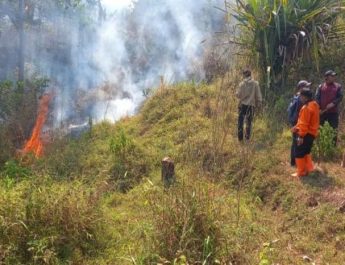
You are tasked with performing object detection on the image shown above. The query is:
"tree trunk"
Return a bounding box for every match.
[18,0,25,82]
[161,157,175,188]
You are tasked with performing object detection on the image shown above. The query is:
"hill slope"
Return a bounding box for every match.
[1,80,345,264]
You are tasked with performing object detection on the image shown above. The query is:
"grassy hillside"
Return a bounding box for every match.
[1,78,345,264]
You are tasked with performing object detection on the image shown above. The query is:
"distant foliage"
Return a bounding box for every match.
[230,0,345,90]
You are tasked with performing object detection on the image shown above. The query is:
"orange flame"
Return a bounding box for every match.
[23,93,52,157]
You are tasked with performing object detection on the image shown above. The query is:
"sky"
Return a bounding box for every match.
[101,0,135,11]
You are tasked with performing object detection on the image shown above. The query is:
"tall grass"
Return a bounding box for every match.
[0,179,106,264]
[149,180,224,264]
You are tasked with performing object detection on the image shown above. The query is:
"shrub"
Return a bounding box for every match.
[313,121,339,161]
[1,160,31,180]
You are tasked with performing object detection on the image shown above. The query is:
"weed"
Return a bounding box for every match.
[313,121,339,162]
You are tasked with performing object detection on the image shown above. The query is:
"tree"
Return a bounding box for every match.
[228,0,345,91]
[18,0,24,82]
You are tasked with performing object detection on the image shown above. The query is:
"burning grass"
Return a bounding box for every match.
[23,93,53,158]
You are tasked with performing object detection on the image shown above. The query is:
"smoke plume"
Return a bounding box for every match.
[1,0,226,126]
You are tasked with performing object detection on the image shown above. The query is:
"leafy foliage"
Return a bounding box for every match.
[313,121,339,161]
[229,0,345,90]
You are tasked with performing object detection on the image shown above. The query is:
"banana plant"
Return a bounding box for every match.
[228,0,345,91]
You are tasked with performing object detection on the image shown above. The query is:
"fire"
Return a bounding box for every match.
[23,93,52,157]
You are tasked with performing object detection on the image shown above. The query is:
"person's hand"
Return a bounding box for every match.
[297,137,304,146]
[326,102,335,110]
[256,102,263,113]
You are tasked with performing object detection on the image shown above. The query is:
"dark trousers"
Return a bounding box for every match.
[238,104,254,141]
[291,132,297,166]
[320,112,339,129]
[295,134,315,158]
[320,112,339,145]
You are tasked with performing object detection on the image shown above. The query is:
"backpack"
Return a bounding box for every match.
[287,95,301,126]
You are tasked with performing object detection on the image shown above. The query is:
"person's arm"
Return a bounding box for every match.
[236,82,243,99]
[296,107,310,137]
[332,84,343,106]
[315,85,321,106]
[256,82,263,106]
[324,84,343,111]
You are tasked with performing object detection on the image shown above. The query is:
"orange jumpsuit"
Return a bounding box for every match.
[293,100,320,177]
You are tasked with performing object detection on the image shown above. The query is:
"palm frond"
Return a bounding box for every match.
[229,0,345,90]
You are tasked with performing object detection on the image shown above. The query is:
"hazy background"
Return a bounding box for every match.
[0,0,227,126]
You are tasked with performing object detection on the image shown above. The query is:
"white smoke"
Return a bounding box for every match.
[77,0,224,123]
[102,0,136,11]
[9,0,226,125]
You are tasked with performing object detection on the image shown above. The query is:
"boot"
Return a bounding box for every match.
[291,158,306,178]
[305,154,314,174]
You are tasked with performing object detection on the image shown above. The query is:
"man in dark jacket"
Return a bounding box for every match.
[288,80,311,166]
[315,70,343,145]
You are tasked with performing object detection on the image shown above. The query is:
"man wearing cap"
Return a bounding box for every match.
[291,88,320,178]
[315,70,343,144]
[287,80,311,166]
[236,69,262,141]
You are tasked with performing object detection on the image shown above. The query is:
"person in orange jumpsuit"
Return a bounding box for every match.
[291,87,320,178]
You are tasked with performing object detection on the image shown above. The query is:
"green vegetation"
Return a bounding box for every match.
[1,77,344,264]
[313,121,340,162]
[230,0,345,90]
[1,2,345,264]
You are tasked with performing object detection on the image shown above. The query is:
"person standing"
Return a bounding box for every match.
[287,80,311,166]
[315,70,343,144]
[291,88,320,178]
[236,69,262,141]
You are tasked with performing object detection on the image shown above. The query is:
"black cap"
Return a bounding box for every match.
[242,69,251,77]
[300,88,313,98]
[297,80,311,89]
[324,70,336,77]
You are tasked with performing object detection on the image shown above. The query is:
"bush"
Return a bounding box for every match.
[1,160,31,180]
[313,121,339,161]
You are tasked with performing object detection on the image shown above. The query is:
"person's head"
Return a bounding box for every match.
[299,88,313,104]
[296,80,311,93]
[324,70,337,84]
[242,69,251,78]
